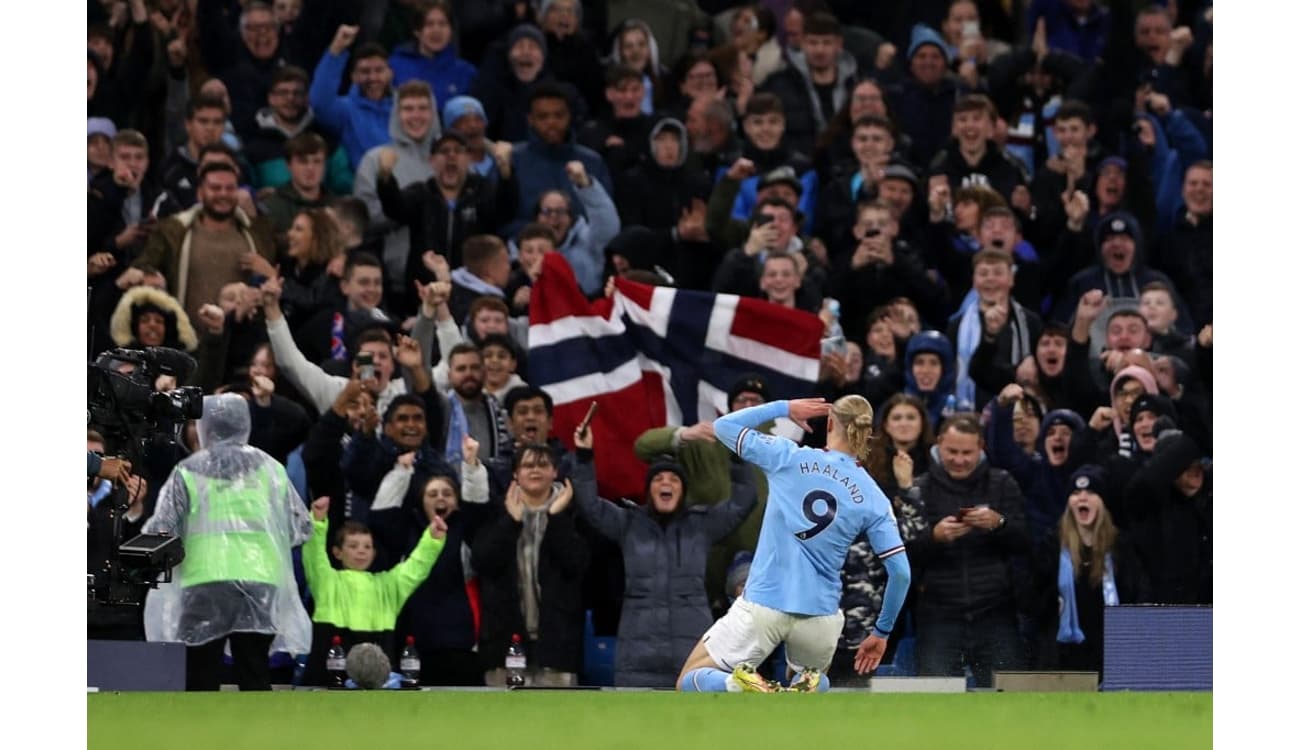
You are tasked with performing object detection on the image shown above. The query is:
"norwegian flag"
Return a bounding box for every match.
[528,253,823,501]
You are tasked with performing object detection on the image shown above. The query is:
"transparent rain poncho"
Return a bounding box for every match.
[143,394,313,654]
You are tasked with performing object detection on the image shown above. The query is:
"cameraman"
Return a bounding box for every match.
[88,430,150,640]
[829,201,943,343]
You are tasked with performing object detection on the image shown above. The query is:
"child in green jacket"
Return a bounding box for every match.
[302,496,446,685]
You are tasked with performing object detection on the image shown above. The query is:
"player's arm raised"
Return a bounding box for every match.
[713,398,827,471]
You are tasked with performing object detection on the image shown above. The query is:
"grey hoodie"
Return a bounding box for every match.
[648,117,689,169]
[352,101,442,289]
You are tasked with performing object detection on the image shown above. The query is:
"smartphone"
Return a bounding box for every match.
[754,214,775,227]
[957,506,975,520]
[962,20,980,39]
[577,401,599,437]
[357,351,375,381]
[863,228,882,238]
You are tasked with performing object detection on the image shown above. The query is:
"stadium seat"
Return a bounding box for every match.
[581,610,616,687]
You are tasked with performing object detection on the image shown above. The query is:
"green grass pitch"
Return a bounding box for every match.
[89,690,1210,749]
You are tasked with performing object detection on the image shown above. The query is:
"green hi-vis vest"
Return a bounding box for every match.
[177,464,284,587]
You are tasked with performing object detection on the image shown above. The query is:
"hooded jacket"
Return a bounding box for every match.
[903,331,959,426]
[758,48,859,157]
[1134,111,1209,237]
[888,71,962,167]
[352,101,439,309]
[309,49,400,170]
[143,394,313,654]
[611,118,715,287]
[607,18,669,112]
[986,405,1091,544]
[906,447,1030,619]
[1053,210,1195,335]
[572,452,756,686]
[389,40,479,110]
[1121,431,1211,604]
[109,286,200,353]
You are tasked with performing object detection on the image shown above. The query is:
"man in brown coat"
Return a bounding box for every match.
[122,162,276,322]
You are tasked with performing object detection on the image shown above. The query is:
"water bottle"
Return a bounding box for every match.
[941,394,958,420]
[326,635,346,688]
[821,298,846,355]
[505,633,527,688]
[399,635,421,689]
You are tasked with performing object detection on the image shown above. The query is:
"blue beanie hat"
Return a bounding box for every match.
[508,23,548,57]
[442,95,487,128]
[907,24,950,64]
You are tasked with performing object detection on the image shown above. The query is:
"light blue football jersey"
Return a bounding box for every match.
[714,400,905,616]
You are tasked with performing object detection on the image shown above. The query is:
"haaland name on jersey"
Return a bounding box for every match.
[797,460,865,504]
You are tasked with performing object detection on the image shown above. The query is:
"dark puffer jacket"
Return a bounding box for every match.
[571,452,757,687]
[905,449,1030,619]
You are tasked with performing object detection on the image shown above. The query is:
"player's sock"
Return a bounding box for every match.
[679,667,733,692]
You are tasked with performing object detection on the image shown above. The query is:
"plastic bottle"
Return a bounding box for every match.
[326,635,346,688]
[941,394,958,419]
[399,635,421,689]
[822,299,846,355]
[506,633,527,688]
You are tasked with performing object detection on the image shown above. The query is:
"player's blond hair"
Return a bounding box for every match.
[831,394,874,463]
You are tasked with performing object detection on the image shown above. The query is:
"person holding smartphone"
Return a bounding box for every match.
[903,413,1030,688]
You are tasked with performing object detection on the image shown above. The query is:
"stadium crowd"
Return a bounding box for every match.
[86,0,1212,690]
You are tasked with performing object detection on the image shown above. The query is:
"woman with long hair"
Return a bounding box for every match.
[1031,465,1147,675]
[864,393,935,500]
[278,208,345,330]
[828,393,930,686]
[607,18,668,113]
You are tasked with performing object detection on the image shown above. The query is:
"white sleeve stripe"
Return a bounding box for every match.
[736,427,751,454]
[878,544,906,560]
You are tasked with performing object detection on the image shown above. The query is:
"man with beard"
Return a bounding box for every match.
[311,25,397,170]
[443,343,510,463]
[985,383,1092,545]
[684,97,741,184]
[126,162,276,323]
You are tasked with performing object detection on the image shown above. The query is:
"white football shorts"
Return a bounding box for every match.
[701,596,844,674]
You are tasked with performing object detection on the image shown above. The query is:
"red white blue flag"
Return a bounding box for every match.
[528,253,823,500]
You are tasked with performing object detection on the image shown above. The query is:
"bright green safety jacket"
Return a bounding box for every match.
[302,518,445,632]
